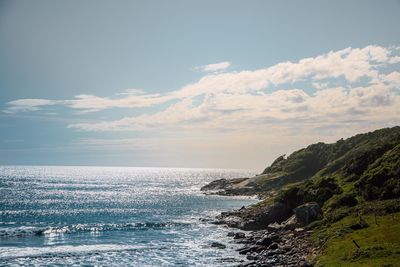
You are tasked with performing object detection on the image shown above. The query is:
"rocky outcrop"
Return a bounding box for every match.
[200,177,261,196]
[213,202,292,230]
[293,202,322,225]
[201,178,241,191]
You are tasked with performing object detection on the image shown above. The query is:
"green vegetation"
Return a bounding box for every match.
[312,212,400,267]
[356,144,400,200]
[260,127,400,210]
[254,126,400,266]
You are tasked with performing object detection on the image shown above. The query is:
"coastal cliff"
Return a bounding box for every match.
[202,126,400,266]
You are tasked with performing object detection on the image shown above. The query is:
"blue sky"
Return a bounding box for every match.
[0,0,400,170]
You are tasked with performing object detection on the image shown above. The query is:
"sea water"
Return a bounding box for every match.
[0,166,257,266]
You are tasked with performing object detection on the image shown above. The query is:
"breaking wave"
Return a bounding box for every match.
[0,222,191,238]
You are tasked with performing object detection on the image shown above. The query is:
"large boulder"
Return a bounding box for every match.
[293,202,322,225]
[239,202,291,230]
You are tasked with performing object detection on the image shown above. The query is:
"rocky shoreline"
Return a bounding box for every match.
[202,180,319,266]
[212,208,316,266]
[202,127,400,266]
[228,227,314,266]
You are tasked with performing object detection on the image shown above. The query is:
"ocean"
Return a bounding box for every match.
[0,166,257,266]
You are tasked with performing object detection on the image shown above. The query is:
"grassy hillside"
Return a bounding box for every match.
[253,126,400,266]
[313,212,400,266]
[248,127,400,197]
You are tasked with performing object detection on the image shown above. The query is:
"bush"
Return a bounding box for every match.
[328,194,358,209]
[356,144,400,200]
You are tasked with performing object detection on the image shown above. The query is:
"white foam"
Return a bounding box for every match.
[0,244,145,259]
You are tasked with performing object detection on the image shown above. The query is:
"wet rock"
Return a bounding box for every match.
[227,231,235,237]
[210,242,226,249]
[238,246,252,255]
[246,254,258,261]
[234,232,246,239]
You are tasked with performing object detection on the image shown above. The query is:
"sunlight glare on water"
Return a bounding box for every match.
[0,166,257,266]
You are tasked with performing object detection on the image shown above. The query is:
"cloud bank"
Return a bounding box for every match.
[4,45,400,158]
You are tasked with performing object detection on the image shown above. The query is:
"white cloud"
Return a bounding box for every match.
[116,88,146,96]
[68,80,400,133]
[383,71,400,87]
[6,45,400,115]
[4,99,61,113]
[197,61,231,73]
[4,45,400,137]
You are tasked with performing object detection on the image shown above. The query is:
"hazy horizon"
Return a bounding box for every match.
[1,0,400,169]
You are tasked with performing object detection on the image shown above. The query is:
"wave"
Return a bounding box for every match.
[0,221,191,238]
[0,244,147,260]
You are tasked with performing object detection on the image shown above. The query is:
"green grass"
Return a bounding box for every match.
[313,212,400,266]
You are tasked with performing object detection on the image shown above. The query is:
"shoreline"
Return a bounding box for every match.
[203,184,316,266]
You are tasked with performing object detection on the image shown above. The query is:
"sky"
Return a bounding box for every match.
[0,0,400,170]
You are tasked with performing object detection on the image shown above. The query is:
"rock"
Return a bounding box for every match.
[238,245,265,255]
[246,254,258,261]
[266,248,283,256]
[297,261,313,267]
[213,215,243,228]
[282,215,300,230]
[210,242,226,249]
[234,238,253,244]
[200,176,263,196]
[200,178,249,191]
[239,202,291,230]
[267,243,279,250]
[234,232,246,239]
[255,236,272,246]
[227,231,235,237]
[201,179,230,191]
[238,246,252,255]
[293,202,322,225]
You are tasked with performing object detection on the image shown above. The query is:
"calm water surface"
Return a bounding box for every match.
[0,166,257,266]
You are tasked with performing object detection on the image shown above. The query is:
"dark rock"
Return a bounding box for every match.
[238,246,252,255]
[234,232,246,239]
[227,231,235,237]
[293,202,322,225]
[255,236,272,246]
[210,242,226,249]
[266,248,283,256]
[239,202,291,230]
[234,238,253,244]
[246,254,258,261]
[238,245,264,255]
[267,243,279,250]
